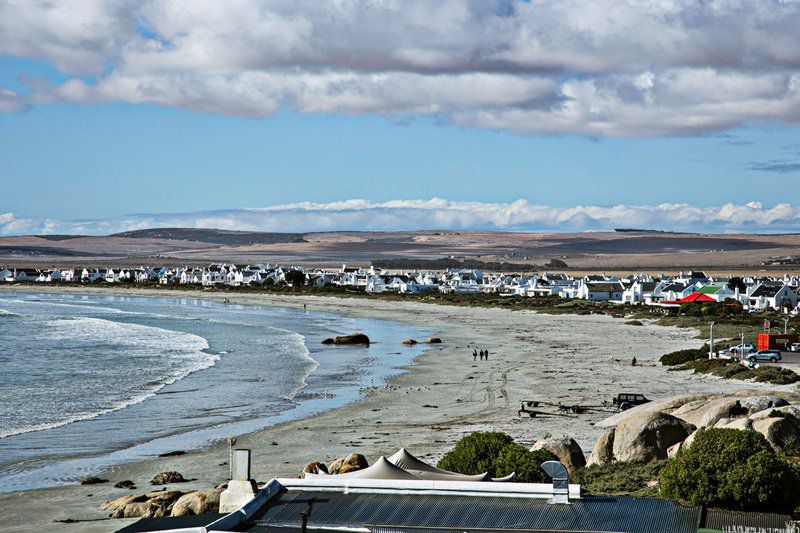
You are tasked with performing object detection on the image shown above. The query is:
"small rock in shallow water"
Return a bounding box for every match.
[115,480,137,490]
[158,450,186,457]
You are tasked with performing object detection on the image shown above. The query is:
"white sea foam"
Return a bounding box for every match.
[0,316,217,438]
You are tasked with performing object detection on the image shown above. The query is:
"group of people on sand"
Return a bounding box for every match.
[472,348,490,361]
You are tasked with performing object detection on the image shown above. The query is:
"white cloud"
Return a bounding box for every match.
[4,199,800,235]
[3,0,800,136]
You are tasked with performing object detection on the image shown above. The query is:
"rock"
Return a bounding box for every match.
[171,488,222,517]
[530,436,586,472]
[667,442,681,459]
[739,396,789,414]
[401,339,417,346]
[101,494,149,513]
[750,405,800,421]
[752,416,800,451]
[331,333,370,345]
[321,338,335,345]
[329,453,368,474]
[150,471,186,485]
[114,480,137,490]
[588,428,615,466]
[300,461,328,478]
[426,337,442,344]
[122,501,153,519]
[611,412,695,463]
[673,398,746,429]
[80,476,109,485]
[328,457,344,474]
[716,418,753,431]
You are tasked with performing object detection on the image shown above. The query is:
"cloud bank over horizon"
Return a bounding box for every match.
[4,199,800,236]
[2,0,800,136]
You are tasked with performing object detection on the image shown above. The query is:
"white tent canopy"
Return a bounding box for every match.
[387,448,491,481]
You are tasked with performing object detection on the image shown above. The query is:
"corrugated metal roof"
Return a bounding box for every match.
[702,509,792,531]
[241,490,701,533]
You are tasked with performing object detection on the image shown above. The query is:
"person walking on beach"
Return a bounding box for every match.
[518,401,525,417]
[485,349,489,361]
[473,349,477,361]
[479,349,484,360]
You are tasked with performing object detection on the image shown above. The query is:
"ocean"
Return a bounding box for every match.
[0,292,429,492]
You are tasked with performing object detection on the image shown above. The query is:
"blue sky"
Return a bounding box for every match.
[2,1,800,234]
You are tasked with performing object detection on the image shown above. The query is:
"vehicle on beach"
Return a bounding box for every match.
[612,393,650,412]
[749,350,782,363]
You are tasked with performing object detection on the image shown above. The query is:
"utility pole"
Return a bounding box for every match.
[709,321,715,359]
[740,332,745,363]
[784,318,789,334]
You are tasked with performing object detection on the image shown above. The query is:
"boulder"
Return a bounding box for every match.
[150,471,186,485]
[530,436,586,472]
[101,494,148,514]
[673,398,746,429]
[752,416,800,451]
[328,453,368,474]
[121,501,154,519]
[114,480,137,490]
[739,396,789,414]
[321,338,335,345]
[171,488,222,517]
[667,442,681,459]
[401,339,418,346]
[300,461,328,477]
[330,333,370,345]
[80,476,109,485]
[750,405,800,421]
[716,418,753,431]
[588,428,615,466]
[611,411,695,463]
[426,337,443,344]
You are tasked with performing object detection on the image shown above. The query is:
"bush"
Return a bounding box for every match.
[493,444,557,483]
[660,348,707,366]
[576,460,666,496]
[284,270,306,288]
[437,431,515,476]
[752,366,799,385]
[660,428,800,512]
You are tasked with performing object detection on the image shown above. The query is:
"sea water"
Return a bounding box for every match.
[0,292,430,492]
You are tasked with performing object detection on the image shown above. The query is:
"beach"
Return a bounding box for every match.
[0,285,789,532]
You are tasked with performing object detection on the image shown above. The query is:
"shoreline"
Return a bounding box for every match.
[0,285,791,532]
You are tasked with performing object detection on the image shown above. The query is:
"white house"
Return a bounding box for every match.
[577,281,625,301]
[747,284,799,311]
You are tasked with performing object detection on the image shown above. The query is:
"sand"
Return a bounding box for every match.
[0,286,790,532]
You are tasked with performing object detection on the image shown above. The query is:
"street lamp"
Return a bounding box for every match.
[709,321,715,359]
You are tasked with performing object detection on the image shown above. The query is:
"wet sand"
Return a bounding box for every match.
[0,286,789,532]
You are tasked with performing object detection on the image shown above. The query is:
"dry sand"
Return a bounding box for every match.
[0,286,791,532]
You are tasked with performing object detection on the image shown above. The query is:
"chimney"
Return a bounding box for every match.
[540,461,570,504]
[219,449,259,513]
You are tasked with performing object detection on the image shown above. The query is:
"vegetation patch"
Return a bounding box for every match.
[575,460,666,497]
[437,431,557,483]
[660,428,800,512]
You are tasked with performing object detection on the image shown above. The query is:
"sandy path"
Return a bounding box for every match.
[0,286,789,532]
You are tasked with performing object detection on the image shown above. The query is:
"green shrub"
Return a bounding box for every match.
[660,428,800,512]
[576,460,666,496]
[492,444,557,483]
[437,431,515,476]
[752,366,799,385]
[660,348,707,366]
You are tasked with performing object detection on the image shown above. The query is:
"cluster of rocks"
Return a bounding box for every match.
[588,392,799,466]
[99,471,223,519]
[402,337,443,346]
[300,453,368,477]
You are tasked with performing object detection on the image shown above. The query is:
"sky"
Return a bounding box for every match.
[2,0,800,235]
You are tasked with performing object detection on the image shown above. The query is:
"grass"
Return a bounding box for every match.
[575,460,667,497]
[662,352,800,385]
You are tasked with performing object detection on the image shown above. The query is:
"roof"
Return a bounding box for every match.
[751,284,784,297]
[238,490,701,533]
[586,282,624,292]
[702,509,791,531]
[677,292,717,303]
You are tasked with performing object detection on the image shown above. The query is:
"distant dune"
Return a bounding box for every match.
[2,228,800,273]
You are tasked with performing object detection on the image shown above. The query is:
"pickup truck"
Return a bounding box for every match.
[748,350,782,363]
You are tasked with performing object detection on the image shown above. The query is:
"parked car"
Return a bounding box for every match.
[724,344,755,356]
[789,343,800,352]
[612,393,650,412]
[748,350,782,363]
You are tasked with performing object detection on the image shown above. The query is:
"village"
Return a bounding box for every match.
[2,263,800,314]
